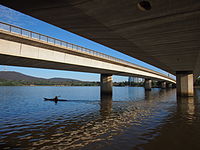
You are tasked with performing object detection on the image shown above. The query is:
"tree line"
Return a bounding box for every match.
[195,78,200,86]
[0,79,100,86]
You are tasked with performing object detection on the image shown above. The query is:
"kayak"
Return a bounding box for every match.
[44,98,68,101]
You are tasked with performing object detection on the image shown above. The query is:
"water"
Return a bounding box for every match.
[0,86,200,150]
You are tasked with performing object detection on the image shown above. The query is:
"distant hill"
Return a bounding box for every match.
[0,71,99,86]
[49,78,80,82]
[0,71,80,82]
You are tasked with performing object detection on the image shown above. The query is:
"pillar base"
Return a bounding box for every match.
[166,83,173,88]
[144,79,152,91]
[161,81,167,89]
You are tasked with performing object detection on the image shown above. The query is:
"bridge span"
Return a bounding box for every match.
[1,0,198,97]
[0,22,175,96]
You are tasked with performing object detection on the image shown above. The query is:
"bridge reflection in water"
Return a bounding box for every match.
[138,90,200,150]
[177,96,197,122]
[100,94,112,116]
[98,89,200,150]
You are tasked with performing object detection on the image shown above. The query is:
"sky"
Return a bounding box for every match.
[0,5,174,82]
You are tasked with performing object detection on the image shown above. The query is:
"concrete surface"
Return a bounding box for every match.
[1,0,199,78]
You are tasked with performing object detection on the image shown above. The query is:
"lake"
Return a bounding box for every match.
[0,86,200,150]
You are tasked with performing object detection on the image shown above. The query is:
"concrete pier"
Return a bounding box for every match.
[144,79,152,91]
[176,71,194,97]
[161,81,167,89]
[100,74,112,96]
[167,83,173,88]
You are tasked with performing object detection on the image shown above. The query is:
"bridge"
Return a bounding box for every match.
[1,0,198,97]
[0,22,175,96]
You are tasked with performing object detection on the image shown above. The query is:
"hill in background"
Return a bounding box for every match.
[0,71,80,82]
[0,71,98,86]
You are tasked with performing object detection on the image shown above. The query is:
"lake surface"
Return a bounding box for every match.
[0,86,200,150]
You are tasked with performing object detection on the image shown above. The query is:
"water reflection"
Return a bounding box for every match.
[128,87,145,100]
[177,96,197,122]
[138,91,200,150]
[144,90,152,100]
[144,88,172,101]
[0,87,200,150]
[100,94,112,116]
[177,88,200,121]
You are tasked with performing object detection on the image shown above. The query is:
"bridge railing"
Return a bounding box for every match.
[0,22,130,63]
[0,21,174,81]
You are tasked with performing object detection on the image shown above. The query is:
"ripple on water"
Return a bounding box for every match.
[0,87,200,150]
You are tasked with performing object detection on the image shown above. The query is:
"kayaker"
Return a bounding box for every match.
[54,96,58,101]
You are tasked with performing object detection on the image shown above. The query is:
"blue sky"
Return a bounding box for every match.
[0,5,174,82]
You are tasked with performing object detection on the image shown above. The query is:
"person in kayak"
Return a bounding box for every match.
[54,96,58,101]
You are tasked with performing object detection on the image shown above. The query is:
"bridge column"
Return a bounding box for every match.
[176,71,194,97]
[144,79,152,91]
[161,81,167,89]
[166,83,173,88]
[100,74,112,96]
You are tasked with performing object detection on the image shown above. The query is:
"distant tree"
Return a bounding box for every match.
[195,77,200,86]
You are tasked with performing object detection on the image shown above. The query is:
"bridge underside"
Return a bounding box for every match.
[1,0,200,79]
[0,53,127,76]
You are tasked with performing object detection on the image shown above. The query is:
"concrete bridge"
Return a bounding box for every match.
[1,0,198,97]
[0,22,175,96]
